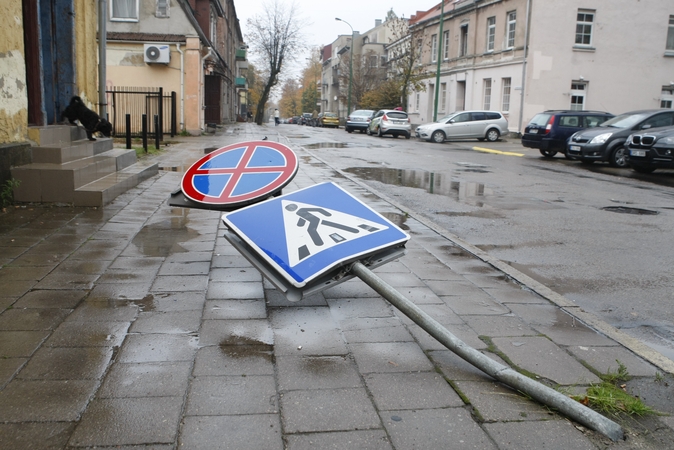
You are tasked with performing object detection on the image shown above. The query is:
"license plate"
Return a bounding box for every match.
[529,129,538,134]
[394,120,405,125]
[630,150,646,157]
[569,145,581,151]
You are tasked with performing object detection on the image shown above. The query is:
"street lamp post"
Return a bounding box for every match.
[335,17,354,118]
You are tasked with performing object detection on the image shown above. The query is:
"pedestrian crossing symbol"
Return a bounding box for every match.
[282,200,387,266]
[222,182,410,288]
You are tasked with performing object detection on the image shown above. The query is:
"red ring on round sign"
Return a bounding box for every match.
[181,140,298,206]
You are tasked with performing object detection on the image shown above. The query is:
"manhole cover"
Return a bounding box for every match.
[601,206,659,215]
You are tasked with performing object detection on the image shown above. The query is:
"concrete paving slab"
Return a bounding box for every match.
[265,289,328,307]
[209,267,263,282]
[271,307,347,356]
[276,355,363,391]
[285,429,392,450]
[454,380,560,421]
[0,422,75,450]
[66,300,138,322]
[207,280,264,299]
[0,379,98,421]
[17,346,113,380]
[0,358,26,386]
[0,279,36,297]
[193,345,273,377]
[484,286,548,304]
[179,414,283,450]
[68,396,184,447]
[428,349,500,382]
[96,270,160,284]
[372,271,426,288]
[441,294,513,316]
[88,281,154,300]
[45,321,129,347]
[0,265,54,281]
[12,289,88,309]
[483,420,596,450]
[33,272,98,290]
[68,239,127,260]
[130,310,202,334]
[186,375,277,415]
[341,318,415,344]
[0,308,71,331]
[461,314,538,337]
[203,299,267,319]
[321,279,383,298]
[380,407,497,449]
[568,345,659,377]
[117,334,198,363]
[350,342,435,373]
[141,292,206,312]
[211,253,254,268]
[427,279,496,299]
[198,319,274,347]
[151,274,209,293]
[98,361,192,398]
[157,261,211,276]
[280,387,381,433]
[395,302,465,326]
[406,322,487,351]
[0,331,49,357]
[326,297,395,321]
[109,255,164,270]
[491,336,601,385]
[365,372,464,410]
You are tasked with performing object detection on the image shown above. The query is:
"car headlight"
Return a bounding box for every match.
[659,136,674,146]
[589,132,613,144]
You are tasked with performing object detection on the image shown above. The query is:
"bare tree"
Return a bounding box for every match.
[386,19,429,111]
[246,0,307,125]
[337,50,387,110]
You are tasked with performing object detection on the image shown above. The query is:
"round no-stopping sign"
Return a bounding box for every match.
[181,141,298,207]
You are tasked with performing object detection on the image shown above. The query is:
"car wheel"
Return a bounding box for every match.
[377,127,383,137]
[366,127,372,136]
[564,151,574,160]
[431,130,445,143]
[609,146,628,168]
[539,149,558,158]
[485,128,500,142]
[405,132,411,139]
[346,127,352,133]
[632,166,656,174]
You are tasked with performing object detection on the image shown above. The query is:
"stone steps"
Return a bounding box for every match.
[12,125,158,206]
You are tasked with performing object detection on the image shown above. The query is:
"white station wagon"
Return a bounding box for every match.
[415,110,509,143]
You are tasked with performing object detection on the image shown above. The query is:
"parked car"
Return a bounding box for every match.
[318,112,339,128]
[625,126,674,173]
[300,112,312,125]
[367,109,411,138]
[291,116,300,125]
[567,109,674,167]
[522,110,614,158]
[415,110,507,143]
[345,109,375,133]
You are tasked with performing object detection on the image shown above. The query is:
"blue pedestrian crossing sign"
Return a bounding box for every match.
[222,182,410,288]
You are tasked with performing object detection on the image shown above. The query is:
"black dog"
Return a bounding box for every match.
[61,96,112,141]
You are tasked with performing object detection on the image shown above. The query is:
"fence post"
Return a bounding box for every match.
[158,87,164,142]
[125,114,131,149]
[142,114,148,152]
[171,91,177,137]
[154,114,160,150]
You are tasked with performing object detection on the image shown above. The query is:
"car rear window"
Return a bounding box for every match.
[559,116,580,127]
[352,110,373,116]
[528,113,552,126]
[485,112,502,120]
[386,112,408,119]
[325,113,337,118]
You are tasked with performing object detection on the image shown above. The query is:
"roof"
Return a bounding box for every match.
[107,32,186,43]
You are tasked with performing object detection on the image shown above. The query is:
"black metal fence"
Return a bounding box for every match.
[106,87,177,138]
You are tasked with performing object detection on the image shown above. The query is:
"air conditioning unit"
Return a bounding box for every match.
[144,44,170,64]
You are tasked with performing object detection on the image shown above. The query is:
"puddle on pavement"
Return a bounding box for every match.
[601,206,659,215]
[286,135,310,139]
[132,210,199,257]
[304,142,348,149]
[219,336,273,359]
[344,167,491,205]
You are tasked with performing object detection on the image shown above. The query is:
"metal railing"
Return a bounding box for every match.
[106,87,177,138]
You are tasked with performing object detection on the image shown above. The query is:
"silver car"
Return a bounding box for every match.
[415,110,508,143]
[367,109,412,139]
[345,109,375,133]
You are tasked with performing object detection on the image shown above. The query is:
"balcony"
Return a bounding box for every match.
[235,77,247,88]
[236,49,246,60]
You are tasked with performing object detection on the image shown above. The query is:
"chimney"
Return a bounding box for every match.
[375,19,382,27]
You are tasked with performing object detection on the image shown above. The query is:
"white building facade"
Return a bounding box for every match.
[407,0,674,133]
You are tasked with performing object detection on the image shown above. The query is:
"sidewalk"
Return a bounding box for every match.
[0,122,672,449]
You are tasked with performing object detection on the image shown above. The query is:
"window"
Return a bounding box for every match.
[111,0,138,21]
[662,87,674,108]
[415,93,420,112]
[570,82,586,110]
[486,17,496,52]
[483,79,492,110]
[501,77,511,111]
[156,0,169,18]
[667,15,674,51]
[460,24,469,56]
[575,10,594,46]
[369,55,378,68]
[440,83,447,112]
[443,30,450,60]
[431,34,438,63]
[506,11,516,48]
[210,9,217,45]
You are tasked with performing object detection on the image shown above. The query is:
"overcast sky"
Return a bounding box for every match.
[234,1,437,74]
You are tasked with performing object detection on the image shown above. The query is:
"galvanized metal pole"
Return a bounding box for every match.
[350,261,624,442]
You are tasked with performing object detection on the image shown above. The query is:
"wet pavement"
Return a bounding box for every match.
[1,122,673,449]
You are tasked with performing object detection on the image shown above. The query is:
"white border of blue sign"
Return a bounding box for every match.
[222,182,410,288]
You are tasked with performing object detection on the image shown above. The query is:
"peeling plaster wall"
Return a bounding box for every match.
[75,0,100,109]
[0,0,28,144]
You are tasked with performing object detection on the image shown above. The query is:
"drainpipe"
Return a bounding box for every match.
[517,0,532,134]
[176,43,185,132]
[98,0,107,118]
[201,47,216,130]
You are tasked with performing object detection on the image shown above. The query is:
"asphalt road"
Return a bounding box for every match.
[276,123,674,363]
